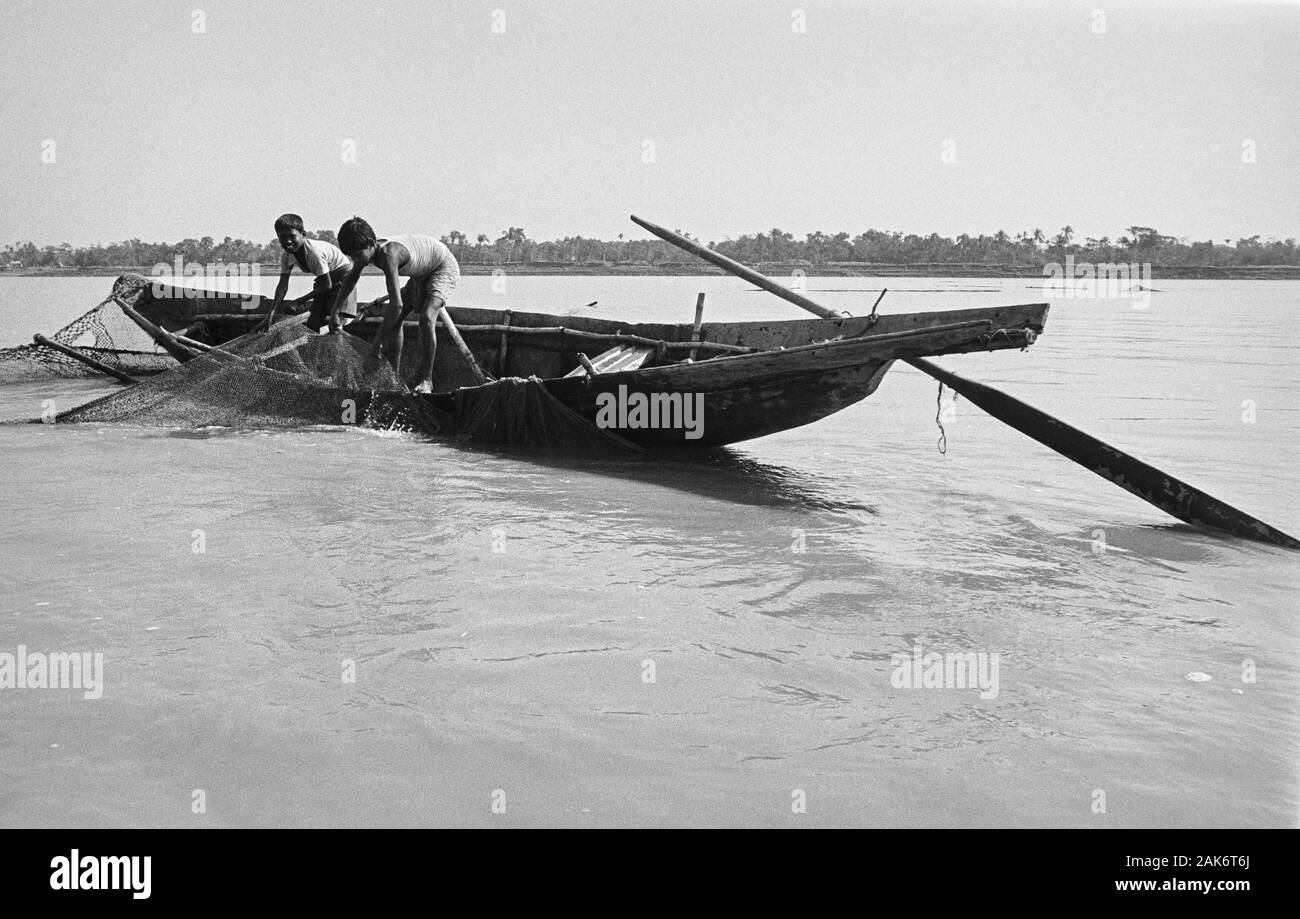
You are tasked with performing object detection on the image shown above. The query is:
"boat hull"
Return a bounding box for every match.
[120,278,1049,448]
[540,358,896,447]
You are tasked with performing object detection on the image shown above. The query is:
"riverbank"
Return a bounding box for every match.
[4,263,1300,280]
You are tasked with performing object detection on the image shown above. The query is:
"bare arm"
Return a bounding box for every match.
[268,266,292,324]
[327,258,368,333]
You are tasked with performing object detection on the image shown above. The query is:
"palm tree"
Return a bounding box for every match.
[1052,225,1074,258]
[496,227,527,263]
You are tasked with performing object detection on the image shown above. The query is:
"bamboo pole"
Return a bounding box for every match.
[450,324,755,354]
[689,293,706,361]
[261,288,319,330]
[173,334,215,352]
[114,296,198,362]
[499,310,511,376]
[33,334,139,384]
[631,215,841,318]
[155,315,758,354]
[356,294,391,321]
[436,307,493,384]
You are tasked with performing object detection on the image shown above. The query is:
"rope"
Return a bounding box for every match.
[980,328,1014,348]
[866,287,888,326]
[934,381,958,454]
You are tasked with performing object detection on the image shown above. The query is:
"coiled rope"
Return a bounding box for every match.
[934,381,958,454]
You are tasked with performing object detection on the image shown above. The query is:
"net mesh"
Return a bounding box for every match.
[55,319,446,432]
[0,275,176,381]
[49,309,643,450]
[450,376,644,452]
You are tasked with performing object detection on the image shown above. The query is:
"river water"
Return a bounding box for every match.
[0,274,1296,827]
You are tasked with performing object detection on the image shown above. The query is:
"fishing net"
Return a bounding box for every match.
[450,376,643,452]
[49,308,644,450]
[55,318,446,433]
[0,275,177,381]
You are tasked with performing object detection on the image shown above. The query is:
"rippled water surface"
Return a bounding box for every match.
[1,274,1297,827]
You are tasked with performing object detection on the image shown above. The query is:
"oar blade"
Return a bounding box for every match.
[907,357,1300,549]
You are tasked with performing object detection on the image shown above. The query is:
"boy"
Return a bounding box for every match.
[268,214,357,332]
[329,217,460,394]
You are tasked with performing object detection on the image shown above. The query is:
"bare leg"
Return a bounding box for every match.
[381,282,413,376]
[390,320,405,375]
[371,295,400,372]
[416,295,442,389]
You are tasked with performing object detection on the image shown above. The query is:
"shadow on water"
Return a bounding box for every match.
[1058,520,1288,566]
[444,440,881,515]
[24,415,873,517]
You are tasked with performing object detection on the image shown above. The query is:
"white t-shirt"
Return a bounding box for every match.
[280,238,352,277]
[383,235,458,279]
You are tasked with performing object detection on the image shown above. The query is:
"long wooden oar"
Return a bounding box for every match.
[33,334,139,384]
[632,215,1300,548]
[632,215,843,317]
[910,357,1299,548]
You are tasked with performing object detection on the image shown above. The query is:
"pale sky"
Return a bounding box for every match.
[1,0,1296,247]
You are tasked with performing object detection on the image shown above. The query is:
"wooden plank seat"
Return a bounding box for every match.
[564,344,655,377]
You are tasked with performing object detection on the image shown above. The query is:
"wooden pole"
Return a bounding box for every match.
[33,334,139,384]
[440,323,756,354]
[640,215,1300,548]
[114,296,198,362]
[869,288,888,319]
[153,315,761,355]
[357,294,391,321]
[689,293,706,361]
[631,215,838,319]
[173,334,215,352]
[436,307,493,384]
[261,288,318,330]
[909,357,1300,549]
[499,310,511,376]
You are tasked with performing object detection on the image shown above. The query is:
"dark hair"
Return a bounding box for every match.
[338,217,377,254]
[274,213,304,234]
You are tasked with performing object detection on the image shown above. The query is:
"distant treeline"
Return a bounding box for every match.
[3,224,1298,269]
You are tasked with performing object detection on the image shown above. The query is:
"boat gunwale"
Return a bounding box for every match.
[138,278,1049,348]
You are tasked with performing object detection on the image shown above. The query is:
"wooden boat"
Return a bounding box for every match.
[118,277,1049,448]
[43,270,1297,546]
